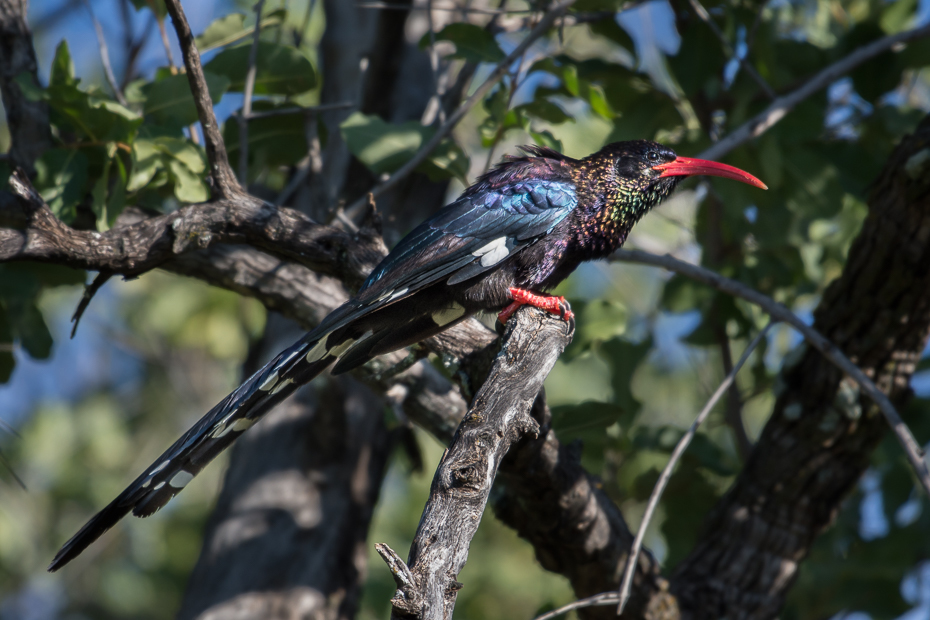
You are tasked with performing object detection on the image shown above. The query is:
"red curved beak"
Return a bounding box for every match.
[654,156,767,190]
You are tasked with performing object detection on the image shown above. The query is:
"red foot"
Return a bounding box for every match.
[497,287,574,324]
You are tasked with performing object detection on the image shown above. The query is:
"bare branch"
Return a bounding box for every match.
[617,322,773,614]
[532,591,619,620]
[3,169,385,286]
[385,308,573,620]
[699,22,930,161]
[238,0,266,185]
[612,248,930,497]
[343,0,578,219]
[163,0,242,196]
[82,0,128,105]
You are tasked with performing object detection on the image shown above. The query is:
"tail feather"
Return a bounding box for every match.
[48,332,336,572]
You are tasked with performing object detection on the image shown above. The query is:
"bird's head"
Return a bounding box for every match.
[584,139,766,218]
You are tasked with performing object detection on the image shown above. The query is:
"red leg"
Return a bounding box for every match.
[497,287,574,324]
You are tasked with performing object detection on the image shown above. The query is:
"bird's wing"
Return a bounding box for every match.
[362,177,577,294]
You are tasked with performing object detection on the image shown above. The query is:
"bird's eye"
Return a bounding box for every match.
[647,151,659,162]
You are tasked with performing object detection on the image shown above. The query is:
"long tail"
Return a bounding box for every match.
[48,331,336,572]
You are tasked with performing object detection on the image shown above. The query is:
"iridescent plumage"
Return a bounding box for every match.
[48,140,764,571]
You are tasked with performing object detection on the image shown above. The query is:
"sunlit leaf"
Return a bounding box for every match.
[204,41,316,95]
[142,72,230,127]
[421,23,505,63]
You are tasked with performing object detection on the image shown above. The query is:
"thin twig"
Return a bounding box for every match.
[163,0,241,196]
[239,0,266,185]
[243,101,354,120]
[699,22,930,161]
[617,321,773,613]
[155,11,176,70]
[82,0,128,105]
[71,272,112,338]
[357,1,532,14]
[685,0,775,99]
[343,0,578,219]
[424,0,447,125]
[611,249,930,498]
[716,327,753,460]
[532,591,619,620]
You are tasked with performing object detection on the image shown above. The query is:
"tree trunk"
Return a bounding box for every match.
[672,113,930,619]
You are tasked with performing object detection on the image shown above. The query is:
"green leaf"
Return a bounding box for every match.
[224,104,310,175]
[128,139,164,192]
[340,112,470,184]
[142,72,230,127]
[195,10,287,53]
[13,302,53,360]
[166,157,209,203]
[516,99,571,124]
[880,0,916,33]
[529,130,562,152]
[35,149,89,223]
[550,401,628,437]
[50,40,76,88]
[564,299,628,360]
[128,0,166,18]
[204,41,316,95]
[421,23,505,64]
[599,337,652,418]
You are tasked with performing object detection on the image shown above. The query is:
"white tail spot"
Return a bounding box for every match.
[305,335,330,363]
[169,470,194,489]
[258,371,279,391]
[270,377,294,395]
[328,338,356,358]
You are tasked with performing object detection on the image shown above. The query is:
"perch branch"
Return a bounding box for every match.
[382,308,573,620]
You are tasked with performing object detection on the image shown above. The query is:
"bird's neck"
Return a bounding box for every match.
[568,162,658,259]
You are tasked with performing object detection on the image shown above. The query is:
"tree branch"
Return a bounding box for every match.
[612,248,930,497]
[698,22,930,161]
[163,0,241,196]
[383,308,573,620]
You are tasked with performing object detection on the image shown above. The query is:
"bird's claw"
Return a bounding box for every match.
[498,288,575,328]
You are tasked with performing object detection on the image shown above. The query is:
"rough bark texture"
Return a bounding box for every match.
[0,0,51,173]
[384,308,573,620]
[672,115,930,619]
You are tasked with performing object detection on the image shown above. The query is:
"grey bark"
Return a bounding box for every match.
[671,114,930,619]
[0,0,50,173]
[382,308,573,620]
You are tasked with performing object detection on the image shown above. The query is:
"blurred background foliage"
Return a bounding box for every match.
[0,0,929,618]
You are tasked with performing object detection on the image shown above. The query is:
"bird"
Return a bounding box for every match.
[48,139,765,571]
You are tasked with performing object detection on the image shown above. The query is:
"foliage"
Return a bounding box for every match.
[1,0,929,618]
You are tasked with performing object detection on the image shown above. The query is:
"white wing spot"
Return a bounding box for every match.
[258,371,279,392]
[432,302,467,326]
[169,470,194,489]
[305,335,330,363]
[270,377,294,395]
[153,481,166,491]
[328,338,356,358]
[472,237,510,267]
